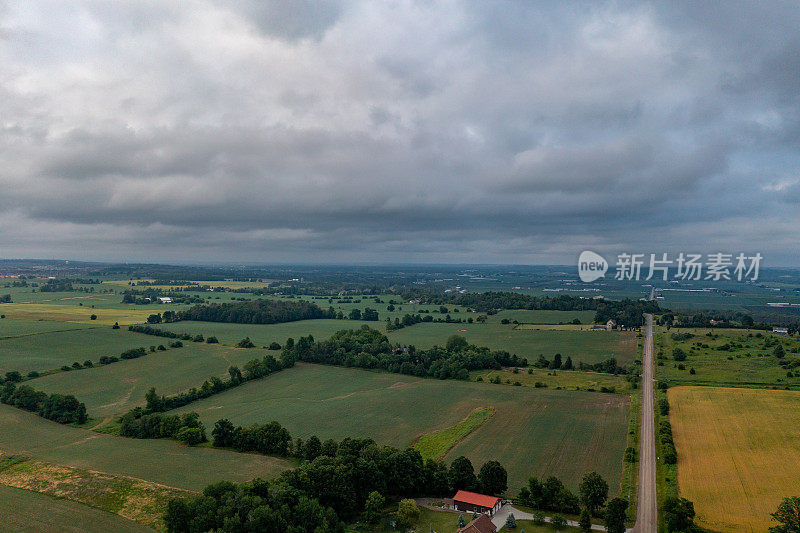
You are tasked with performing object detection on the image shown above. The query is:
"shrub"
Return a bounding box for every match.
[206,336,219,344]
[176,426,206,446]
[236,337,255,348]
[551,514,567,530]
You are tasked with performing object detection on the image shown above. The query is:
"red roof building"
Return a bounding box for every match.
[452,490,502,516]
[458,512,497,533]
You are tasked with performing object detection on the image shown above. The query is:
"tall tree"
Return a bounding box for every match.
[478,461,508,495]
[579,472,608,514]
[448,456,476,491]
[604,498,628,533]
[771,497,800,533]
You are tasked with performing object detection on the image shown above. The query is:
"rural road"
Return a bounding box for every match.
[633,313,657,532]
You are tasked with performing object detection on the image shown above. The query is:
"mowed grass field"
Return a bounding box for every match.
[669,386,800,532]
[0,484,150,533]
[0,404,291,491]
[0,327,158,374]
[175,363,630,492]
[33,343,267,420]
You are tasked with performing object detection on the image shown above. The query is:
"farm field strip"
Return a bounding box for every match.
[474,368,630,393]
[669,386,800,532]
[33,343,267,419]
[0,404,291,491]
[0,303,157,325]
[0,327,167,374]
[0,454,190,530]
[0,318,96,338]
[0,484,151,533]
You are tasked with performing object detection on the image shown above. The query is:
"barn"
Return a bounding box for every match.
[452,490,502,516]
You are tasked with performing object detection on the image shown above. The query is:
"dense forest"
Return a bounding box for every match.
[286,326,526,380]
[164,436,507,532]
[180,299,332,324]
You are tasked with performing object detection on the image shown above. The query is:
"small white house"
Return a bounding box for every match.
[158,297,173,304]
[773,327,789,335]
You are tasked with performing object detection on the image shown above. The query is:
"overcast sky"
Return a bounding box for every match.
[1,1,799,266]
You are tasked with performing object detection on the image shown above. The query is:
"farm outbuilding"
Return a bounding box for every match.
[452,490,502,516]
[458,512,497,533]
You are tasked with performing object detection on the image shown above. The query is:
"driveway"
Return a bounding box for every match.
[490,504,607,531]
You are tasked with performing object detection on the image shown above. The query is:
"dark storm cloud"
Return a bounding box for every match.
[0,1,798,264]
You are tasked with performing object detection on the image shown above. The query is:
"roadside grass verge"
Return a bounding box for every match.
[619,380,640,523]
[412,407,494,460]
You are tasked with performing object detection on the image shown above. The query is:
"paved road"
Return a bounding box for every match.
[633,313,657,532]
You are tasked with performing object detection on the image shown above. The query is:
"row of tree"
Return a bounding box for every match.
[122,352,290,421]
[0,382,87,424]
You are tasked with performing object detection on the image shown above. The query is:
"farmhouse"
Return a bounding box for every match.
[458,512,497,533]
[773,327,789,335]
[606,319,617,330]
[158,297,173,304]
[452,490,502,516]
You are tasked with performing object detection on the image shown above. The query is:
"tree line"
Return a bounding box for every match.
[180,299,331,324]
[286,327,527,380]
[0,381,87,424]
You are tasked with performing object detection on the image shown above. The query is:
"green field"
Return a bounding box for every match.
[33,343,268,420]
[0,303,157,325]
[489,309,597,324]
[0,318,94,338]
[474,368,631,393]
[387,323,638,365]
[0,404,291,491]
[656,328,800,388]
[174,363,629,492]
[154,319,636,365]
[0,484,150,533]
[153,318,379,347]
[0,327,158,374]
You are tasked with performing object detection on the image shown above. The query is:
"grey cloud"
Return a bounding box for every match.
[0,1,799,265]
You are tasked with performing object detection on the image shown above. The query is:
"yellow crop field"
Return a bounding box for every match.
[0,304,155,325]
[669,386,800,532]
